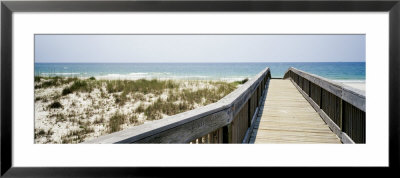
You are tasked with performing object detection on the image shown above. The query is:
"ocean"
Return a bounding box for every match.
[34,62,365,83]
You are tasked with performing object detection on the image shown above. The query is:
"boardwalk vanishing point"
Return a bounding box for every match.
[85,67,365,144]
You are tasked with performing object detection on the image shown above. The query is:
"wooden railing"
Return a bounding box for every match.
[84,67,271,144]
[283,67,366,144]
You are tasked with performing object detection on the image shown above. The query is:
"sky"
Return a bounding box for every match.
[35,34,365,63]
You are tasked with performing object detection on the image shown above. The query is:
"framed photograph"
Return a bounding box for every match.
[1,0,398,177]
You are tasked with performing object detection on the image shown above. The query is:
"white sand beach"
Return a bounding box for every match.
[341,82,365,91]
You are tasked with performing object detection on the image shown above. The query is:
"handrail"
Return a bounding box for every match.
[283,67,365,143]
[284,67,365,112]
[84,67,271,143]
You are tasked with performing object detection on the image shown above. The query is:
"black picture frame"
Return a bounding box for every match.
[1,0,399,177]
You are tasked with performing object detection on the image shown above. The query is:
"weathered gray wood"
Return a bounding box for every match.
[242,107,259,144]
[83,102,232,143]
[228,74,264,117]
[218,128,223,143]
[341,132,356,144]
[134,108,231,143]
[290,78,346,143]
[84,67,270,143]
[254,79,342,144]
[284,67,365,112]
[243,79,270,143]
[342,85,366,111]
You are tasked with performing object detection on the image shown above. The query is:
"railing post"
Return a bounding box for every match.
[319,87,323,109]
[339,98,343,130]
[223,123,232,143]
[248,98,251,127]
[256,86,259,107]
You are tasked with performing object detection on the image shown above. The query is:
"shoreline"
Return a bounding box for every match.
[35,74,252,83]
[341,82,365,91]
[334,80,365,91]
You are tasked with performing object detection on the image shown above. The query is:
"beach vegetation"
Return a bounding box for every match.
[114,92,128,106]
[48,101,63,109]
[143,98,192,120]
[132,93,146,101]
[62,88,72,95]
[105,79,178,94]
[38,129,45,135]
[93,115,105,125]
[100,89,107,98]
[69,80,91,92]
[135,103,146,113]
[129,115,138,124]
[62,80,92,96]
[35,76,79,89]
[35,96,47,102]
[34,128,54,140]
[240,78,249,84]
[61,127,95,144]
[34,76,42,82]
[55,113,66,122]
[232,78,249,85]
[52,94,61,100]
[108,111,126,133]
[35,76,240,144]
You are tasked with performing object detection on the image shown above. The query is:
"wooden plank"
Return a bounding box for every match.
[254,79,342,144]
[135,108,231,143]
[291,79,344,140]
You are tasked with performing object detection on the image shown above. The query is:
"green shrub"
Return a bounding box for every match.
[89,76,96,80]
[232,78,249,85]
[48,101,63,109]
[34,76,42,82]
[70,80,90,92]
[62,87,72,95]
[35,96,43,101]
[38,129,45,135]
[62,80,92,96]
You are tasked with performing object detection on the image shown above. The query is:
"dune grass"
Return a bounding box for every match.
[108,111,126,133]
[35,76,246,143]
[35,76,79,89]
[105,79,178,94]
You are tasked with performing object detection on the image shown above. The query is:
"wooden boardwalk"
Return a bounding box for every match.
[249,79,342,144]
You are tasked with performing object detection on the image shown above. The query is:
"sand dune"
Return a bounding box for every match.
[34,77,242,144]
